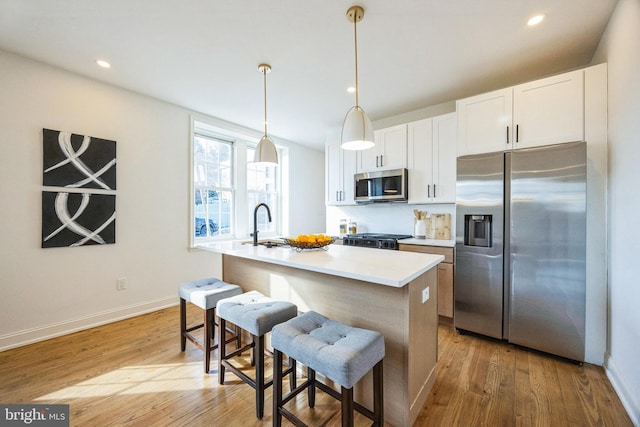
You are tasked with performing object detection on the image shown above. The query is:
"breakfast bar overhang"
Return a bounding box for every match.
[198,242,444,427]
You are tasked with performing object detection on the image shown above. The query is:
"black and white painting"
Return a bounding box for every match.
[43,128,116,190]
[41,191,116,248]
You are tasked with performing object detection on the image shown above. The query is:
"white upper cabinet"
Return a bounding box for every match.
[408,113,457,204]
[512,69,584,149]
[456,88,513,156]
[326,138,357,206]
[357,124,407,173]
[457,68,586,156]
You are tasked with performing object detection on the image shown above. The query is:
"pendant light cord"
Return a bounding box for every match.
[353,14,359,108]
[263,68,268,136]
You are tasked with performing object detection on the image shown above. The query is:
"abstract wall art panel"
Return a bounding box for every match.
[43,128,117,190]
[42,191,116,248]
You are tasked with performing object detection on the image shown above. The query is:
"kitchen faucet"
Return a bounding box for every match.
[252,203,272,246]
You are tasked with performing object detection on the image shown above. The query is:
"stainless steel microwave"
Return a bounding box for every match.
[354,168,408,203]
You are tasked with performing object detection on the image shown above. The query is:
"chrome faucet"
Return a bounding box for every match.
[253,203,272,246]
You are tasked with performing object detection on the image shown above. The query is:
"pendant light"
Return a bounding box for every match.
[341,5,375,151]
[254,63,279,165]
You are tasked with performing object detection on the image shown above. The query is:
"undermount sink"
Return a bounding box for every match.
[241,238,288,248]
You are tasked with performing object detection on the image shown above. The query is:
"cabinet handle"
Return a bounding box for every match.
[340,190,343,201]
[376,156,379,168]
[506,126,510,144]
[516,124,519,143]
[434,184,437,198]
[427,185,431,198]
[380,155,384,167]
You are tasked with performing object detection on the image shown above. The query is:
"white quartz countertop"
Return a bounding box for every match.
[196,241,444,288]
[397,238,455,248]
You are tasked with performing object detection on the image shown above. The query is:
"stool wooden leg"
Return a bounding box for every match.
[341,386,354,427]
[255,335,265,419]
[308,367,316,408]
[218,317,226,384]
[373,360,384,426]
[273,349,284,427]
[204,307,214,373]
[288,358,297,390]
[180,298,187,351]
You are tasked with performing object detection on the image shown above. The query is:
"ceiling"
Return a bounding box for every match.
[0,0,617,150]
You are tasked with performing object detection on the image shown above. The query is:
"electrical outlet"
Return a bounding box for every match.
[422,287,430,303]
[116,278,127,290]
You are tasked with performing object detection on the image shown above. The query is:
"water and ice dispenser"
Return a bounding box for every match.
[464,215,492,247]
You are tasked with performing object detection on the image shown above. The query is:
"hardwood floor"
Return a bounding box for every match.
[0,306,632,426]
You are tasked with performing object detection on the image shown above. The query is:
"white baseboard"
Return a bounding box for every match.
[604,351,640,426]
[0,297,178,352]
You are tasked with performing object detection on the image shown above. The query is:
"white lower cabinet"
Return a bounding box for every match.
[408,113,457,204]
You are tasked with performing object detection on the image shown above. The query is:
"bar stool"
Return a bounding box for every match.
[271,310,385,427]
[179,277,242,373]
[217,290,298,419]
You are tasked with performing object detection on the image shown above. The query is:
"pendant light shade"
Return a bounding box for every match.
[254,63,279,165]
[341,106,374,150]
[341,5,375,151]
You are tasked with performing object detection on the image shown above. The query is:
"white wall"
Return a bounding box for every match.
[592,0,640,424]
[0,50,324,350]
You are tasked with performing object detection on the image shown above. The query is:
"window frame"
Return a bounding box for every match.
[190,116,287,248]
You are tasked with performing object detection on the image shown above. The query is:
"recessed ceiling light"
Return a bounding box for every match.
[347,86,356,93]
[527,14,544,26]
[96,59,111,68]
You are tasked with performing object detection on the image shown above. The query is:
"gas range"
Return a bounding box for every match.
[342,233,412,250]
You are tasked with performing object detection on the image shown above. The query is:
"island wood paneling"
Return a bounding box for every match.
[222,254,438,427]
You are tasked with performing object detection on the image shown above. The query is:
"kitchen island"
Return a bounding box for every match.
[197,241,444,427]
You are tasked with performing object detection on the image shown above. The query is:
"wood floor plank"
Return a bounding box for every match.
[0,306,633,427]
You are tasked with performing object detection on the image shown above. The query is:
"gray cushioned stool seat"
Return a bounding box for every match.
[217,290,297,337]
[271,310,384,389]
[179,277,242,309]
[271,310,385,427]
[178,277,242,374]
[217,290,298,419]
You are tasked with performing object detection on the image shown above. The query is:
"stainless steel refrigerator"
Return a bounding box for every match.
[454,141,586,361]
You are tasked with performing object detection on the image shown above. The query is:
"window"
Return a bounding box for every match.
[191,118,286,246]
[247,146,279,235]
[193,133,233,240]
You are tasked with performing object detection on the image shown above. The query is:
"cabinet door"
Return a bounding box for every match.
[456,88,513,156]
[379,124,408,170]
[341,149,356,204]
[513,69,584,149]
[432,113,457,203]
[437,263,454,318]
[357,124,407,172]
[326,141,343,205]
[357,135,378,172]
[325,141,356,205]
[407,118,433,204]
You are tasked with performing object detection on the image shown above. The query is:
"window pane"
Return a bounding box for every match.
[247,147,278,234]
[194,189,233,238]
[193,132,234,240]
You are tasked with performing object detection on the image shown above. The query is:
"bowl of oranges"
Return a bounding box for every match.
[285,234,335,251]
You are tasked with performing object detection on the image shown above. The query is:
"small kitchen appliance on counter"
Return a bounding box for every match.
[342,233,412,250]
